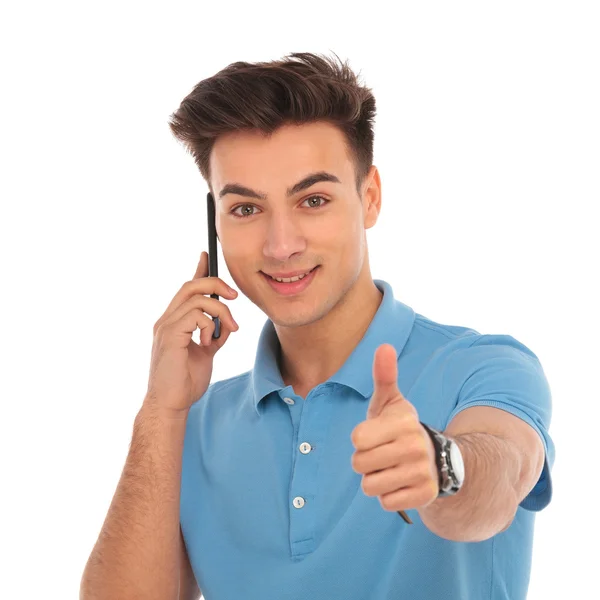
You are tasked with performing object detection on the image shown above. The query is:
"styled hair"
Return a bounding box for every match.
[167,51,376,198]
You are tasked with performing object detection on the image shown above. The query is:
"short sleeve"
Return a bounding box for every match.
[442,335,555,512]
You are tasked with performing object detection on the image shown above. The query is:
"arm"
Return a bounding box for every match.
[80,402,200,600]
[417,406,545,543]
[179,526,202,600]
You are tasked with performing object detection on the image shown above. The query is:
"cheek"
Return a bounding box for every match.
[219,226,251,258]
[333,217,366,256]
[222,249,246,278]
[320,210,361,239]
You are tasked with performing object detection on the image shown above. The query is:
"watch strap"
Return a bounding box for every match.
[420,421,445,494]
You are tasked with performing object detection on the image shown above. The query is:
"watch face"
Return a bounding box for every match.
[449,442,465,484]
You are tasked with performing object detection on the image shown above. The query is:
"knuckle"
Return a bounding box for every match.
[202,319,215,341]
[157,322,171,338]
[404,416,420,434]
[420,482,437,505]
[408,437,427,458]
[193,307,210,322]
[409,461,429,486]
[183,276,217,292]
[351,426,364,447]
[380,494,393,510]
[418,457,432,476]
[154,319,167,335]
[417,440,430,460]
[429,479,439,498]
[397,412,413,426]
[361,477,372,495]
[180,279,196,292]
[216,301,233,323]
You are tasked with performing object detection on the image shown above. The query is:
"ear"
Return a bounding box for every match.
[363,165,381,230]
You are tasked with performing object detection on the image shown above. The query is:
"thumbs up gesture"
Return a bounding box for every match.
[350,344,439,514]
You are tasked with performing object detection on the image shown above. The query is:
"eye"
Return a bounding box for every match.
[230,204,259,219]
[302,195,329,209]
[229,195,329,219]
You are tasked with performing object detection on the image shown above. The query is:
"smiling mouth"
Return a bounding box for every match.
[262,266,319,282]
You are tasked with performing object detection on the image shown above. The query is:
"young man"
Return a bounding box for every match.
[81,52,554,600]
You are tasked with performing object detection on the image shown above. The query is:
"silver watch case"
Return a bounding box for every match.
[428,426,465,497]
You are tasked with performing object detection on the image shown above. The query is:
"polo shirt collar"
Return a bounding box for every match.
[250,279,415,416]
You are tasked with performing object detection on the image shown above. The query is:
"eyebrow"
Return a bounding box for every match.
[218,171,342,201]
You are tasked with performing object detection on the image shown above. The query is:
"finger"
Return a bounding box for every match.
[193,250,209,280]
[201,315,233,351]
[155,277,236,333]
[353,428,427,469]
[352,417,402,451]
[197,311,217,347]
[352,438,402,472]
[161,294,239,334]
[361,463,421,497]
[164,308,215,348]
[188,310,236,355]
[380,482,437,512]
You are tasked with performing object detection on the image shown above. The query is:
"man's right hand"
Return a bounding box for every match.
[144,251,239,416]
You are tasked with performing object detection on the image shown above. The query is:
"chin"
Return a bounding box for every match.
[269,297,334,330]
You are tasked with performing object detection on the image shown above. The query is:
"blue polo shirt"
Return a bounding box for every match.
[180,278,555,600]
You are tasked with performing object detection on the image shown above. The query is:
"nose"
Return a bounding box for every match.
[262,212,307,263]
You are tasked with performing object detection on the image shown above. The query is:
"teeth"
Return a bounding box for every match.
[270,269,313,283]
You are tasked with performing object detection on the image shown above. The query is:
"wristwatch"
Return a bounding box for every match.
[420,422,465,497]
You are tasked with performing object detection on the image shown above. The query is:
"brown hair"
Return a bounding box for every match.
[167,51,377,198]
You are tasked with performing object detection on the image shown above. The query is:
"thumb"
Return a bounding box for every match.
[367,344,400,420]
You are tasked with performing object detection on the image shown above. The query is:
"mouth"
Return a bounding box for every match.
[261,266,320,296]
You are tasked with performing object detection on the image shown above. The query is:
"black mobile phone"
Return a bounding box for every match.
[206,192,221,339]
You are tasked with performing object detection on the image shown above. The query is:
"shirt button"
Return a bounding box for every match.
[299,442,312,454]
[293,496,305,508]
[283,397,295,405]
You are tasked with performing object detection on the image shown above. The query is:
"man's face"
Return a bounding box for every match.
[210,121,380,329]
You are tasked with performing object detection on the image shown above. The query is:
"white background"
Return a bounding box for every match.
[1,1,598,598]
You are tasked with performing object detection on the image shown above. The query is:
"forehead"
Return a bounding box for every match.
[210,121,353,191]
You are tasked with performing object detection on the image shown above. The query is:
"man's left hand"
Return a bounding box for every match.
[350,343,439,513]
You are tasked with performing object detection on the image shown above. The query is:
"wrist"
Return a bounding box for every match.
[139,399,191,422]
[420,422,465,498]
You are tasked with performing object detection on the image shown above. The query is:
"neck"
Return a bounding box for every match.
[275,271,383,397]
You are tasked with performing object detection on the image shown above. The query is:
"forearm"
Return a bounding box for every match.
[80,403,189,600]
[417,432,521,542]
